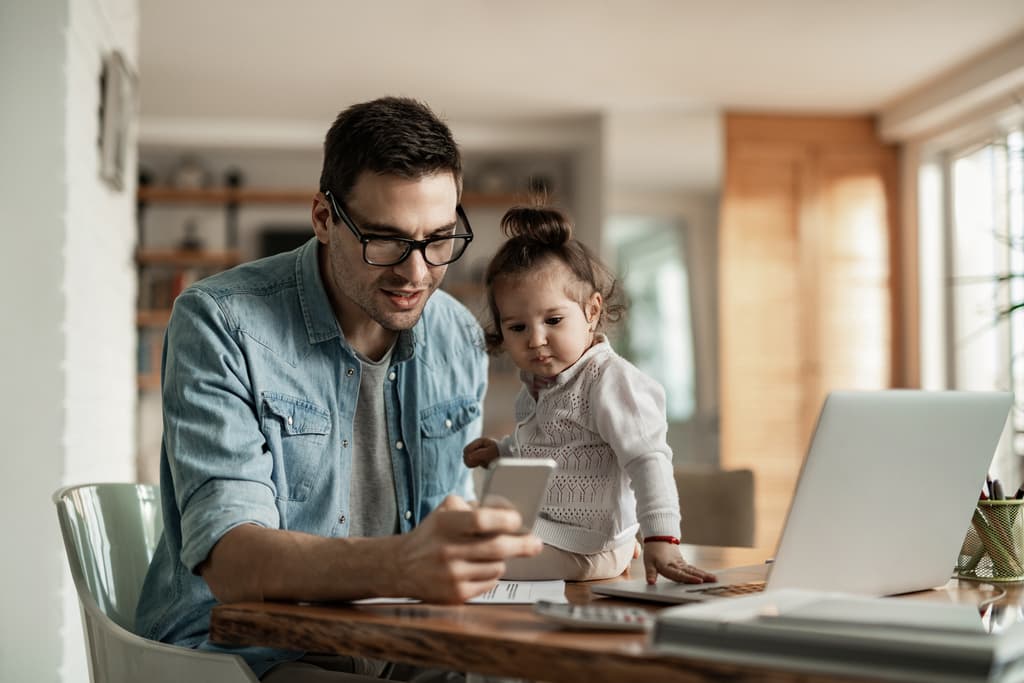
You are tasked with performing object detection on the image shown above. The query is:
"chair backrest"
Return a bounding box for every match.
[54,482,259,683]
[54,483,163,631]
[674,466,756,547]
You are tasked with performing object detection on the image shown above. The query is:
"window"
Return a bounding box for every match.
[933,127,1023,466]
[606,216,696,422]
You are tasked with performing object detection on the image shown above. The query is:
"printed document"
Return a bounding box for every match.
[468,579,567,604]
[354,580,567,605]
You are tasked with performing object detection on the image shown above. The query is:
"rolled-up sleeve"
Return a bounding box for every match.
[162,288,280,572]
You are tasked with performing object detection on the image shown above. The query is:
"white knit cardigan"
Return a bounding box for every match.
[496,337,682,554]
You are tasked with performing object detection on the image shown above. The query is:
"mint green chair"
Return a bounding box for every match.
[54,483,258,682]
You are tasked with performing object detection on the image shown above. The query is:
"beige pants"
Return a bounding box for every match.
[501,540,635,581]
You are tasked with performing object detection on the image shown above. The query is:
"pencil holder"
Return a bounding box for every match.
[956,500,1024,582]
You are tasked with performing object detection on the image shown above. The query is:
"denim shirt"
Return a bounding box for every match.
[134,238,487,676]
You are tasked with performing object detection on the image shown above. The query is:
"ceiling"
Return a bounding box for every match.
[138,0,1024,191]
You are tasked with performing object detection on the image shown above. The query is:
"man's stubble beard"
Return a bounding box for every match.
[361,275,442,332]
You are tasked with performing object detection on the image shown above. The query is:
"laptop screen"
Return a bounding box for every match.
[763,390,1012,595]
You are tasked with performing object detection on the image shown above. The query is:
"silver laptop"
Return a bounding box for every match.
[593,390,1013,604]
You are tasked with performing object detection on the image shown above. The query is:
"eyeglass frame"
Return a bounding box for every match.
[324,190,474,267]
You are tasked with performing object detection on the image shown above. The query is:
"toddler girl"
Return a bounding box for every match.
[463,205,717,585]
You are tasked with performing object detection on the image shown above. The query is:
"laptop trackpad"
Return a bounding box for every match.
[590,563,772,604]
[693,562,770,588]
[700,565,765,589]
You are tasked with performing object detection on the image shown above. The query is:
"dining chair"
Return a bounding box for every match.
[53,482,258,682]
[675,466,756,547]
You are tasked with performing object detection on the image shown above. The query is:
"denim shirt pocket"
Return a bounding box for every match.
[260,392,331,502]
[419,396,480,497]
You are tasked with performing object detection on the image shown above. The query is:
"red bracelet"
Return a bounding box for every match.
[643,535,680,545]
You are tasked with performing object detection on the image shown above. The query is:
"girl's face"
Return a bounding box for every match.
[493,260,601,378]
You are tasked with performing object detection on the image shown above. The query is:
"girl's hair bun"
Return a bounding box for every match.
[481,203,626,354]
[500,206,572,247]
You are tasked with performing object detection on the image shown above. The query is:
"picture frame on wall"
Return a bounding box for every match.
[98,50,135,192]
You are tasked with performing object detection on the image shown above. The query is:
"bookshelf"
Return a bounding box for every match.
[136,185,526,209]
[137,186,314,204]
[136,248,243,267]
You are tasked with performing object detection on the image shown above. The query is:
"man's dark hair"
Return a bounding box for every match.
[319,96,462,203]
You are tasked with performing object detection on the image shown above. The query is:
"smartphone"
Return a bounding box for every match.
[479,458,557,534]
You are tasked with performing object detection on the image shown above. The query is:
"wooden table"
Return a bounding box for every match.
[210,546,1022,683]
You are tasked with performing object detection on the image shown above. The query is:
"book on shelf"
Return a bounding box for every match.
[170,268,200,299]
[650,589,1024,683]
[139,267,204,312]
[137,327,163,378]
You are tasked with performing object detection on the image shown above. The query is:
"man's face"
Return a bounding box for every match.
[313,171,458,334]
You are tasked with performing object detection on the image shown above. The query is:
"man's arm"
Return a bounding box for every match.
[200,495,542,604]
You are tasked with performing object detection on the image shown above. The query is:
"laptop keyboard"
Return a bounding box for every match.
[688,580,766,597]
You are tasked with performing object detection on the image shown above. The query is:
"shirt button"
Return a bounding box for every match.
[346,368,355,377]
[338,514,346,524]
[395,441,404,450]
[444,419,453,429]
[342,439,349,448]
[388,372,396,381]
[404,510,412,520]
[287,416,293,425]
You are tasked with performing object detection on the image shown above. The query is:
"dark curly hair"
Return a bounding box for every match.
[319,97,462,207]
[483,205,625,353]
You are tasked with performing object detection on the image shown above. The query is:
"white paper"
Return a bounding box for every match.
[762,593,985,633]
[352,580,568,605]
[467,580,567,604]
[660,588,984,632]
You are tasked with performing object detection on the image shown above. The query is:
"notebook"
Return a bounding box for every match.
[592,390,1013,604]
[647,589,1024,683]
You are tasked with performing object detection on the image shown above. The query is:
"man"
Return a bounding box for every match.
[135,97,541,680]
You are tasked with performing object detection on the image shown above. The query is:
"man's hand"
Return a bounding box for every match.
[463,438,500,468]
[199,495,541,605]
[392,495,542,603]
[643,542,717,585]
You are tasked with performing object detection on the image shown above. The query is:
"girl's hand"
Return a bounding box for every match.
[463,438,500,468]
[643,541,717,585]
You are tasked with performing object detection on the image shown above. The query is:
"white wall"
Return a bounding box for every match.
[64,0,139,483]
[605,109,722,195]
[0,1,138,681]
[572,116,606,252]
[0,4,68,682]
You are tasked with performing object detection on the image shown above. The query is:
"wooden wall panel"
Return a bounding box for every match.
[719,148,805,549]
[720,115,899,549]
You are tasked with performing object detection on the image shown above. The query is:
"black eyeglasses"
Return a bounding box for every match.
[324,190,473,267]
